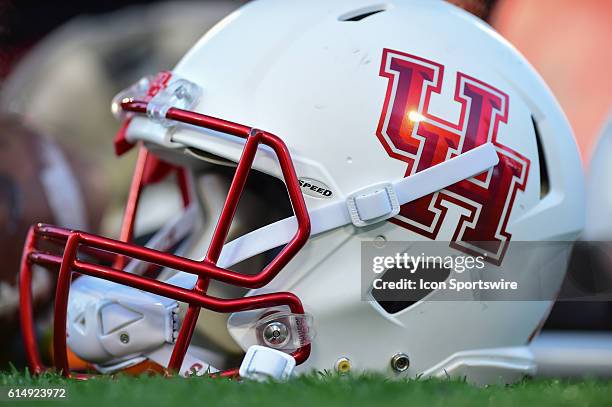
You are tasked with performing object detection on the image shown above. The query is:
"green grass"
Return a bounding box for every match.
[1,370,612,407]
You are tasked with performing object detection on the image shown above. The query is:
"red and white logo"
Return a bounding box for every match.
[376,48,530,264]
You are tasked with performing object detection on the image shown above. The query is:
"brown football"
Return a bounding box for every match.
[0,113,108,365]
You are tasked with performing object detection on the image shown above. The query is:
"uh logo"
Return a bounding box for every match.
[376,48,530,264]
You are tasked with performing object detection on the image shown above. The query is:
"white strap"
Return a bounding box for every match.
[141,144,498,374]
[166,143,498,288]
[217,143,498,268]
[124,204,198,275]
[394,144,497,206]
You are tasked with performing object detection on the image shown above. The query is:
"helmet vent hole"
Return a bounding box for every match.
[532,115,550,199]
[338,4,387,22]
[371,260,451,314]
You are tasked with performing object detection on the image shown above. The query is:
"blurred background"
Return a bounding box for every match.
[0,0,610,374]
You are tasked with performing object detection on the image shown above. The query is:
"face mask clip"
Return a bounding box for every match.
[146,77,202,127]
[255,312,316,351]
[112,72,202,128]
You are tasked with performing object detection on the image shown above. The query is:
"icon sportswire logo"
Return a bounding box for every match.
[376,48,530,264]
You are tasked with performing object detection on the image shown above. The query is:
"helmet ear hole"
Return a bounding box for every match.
[371,261,452,314]
[191,164,294,247]
[532,115,550,199]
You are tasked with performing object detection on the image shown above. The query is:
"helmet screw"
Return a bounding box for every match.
[390,353,410,372]
[335,357,351,374]
[120,332,130,344]
[262,322,289,348]
[373,235,387,248]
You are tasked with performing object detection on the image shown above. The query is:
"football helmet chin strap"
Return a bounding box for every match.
[67,143,498,380]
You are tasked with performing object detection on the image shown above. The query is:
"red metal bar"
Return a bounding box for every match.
[19,95,312,379]
[33,225,115,264]
[167,303,204,371]
[122,101,252,138]
[32,221,305,289]
[71,258,304,314]
[67,259,310,365]
[206,131,262,262]
[114,145,149,269]
[21,231,311,375]
[26,245,309,321]
[177,168,191,208]
[53,234,80,377]
[169,130,262,370]
[19,227,45,375]
[28,252,62,267]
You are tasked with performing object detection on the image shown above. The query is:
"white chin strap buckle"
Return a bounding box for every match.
[346,182,400,227]
[239,345,296,381]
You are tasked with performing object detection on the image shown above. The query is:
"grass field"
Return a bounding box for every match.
[2,371,612,407]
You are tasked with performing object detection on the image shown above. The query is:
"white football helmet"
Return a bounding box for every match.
[20,0,584,384]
